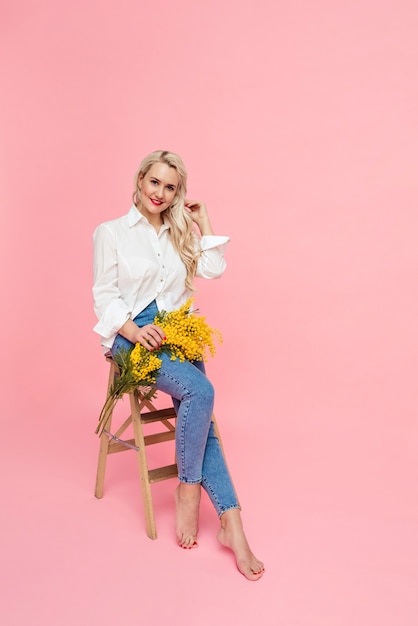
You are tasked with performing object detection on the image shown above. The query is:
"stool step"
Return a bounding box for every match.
[145,431,175,446]
[148,463,178,483]
[140,407,177,424]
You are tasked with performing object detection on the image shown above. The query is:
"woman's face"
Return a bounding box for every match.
[138,162,179,219]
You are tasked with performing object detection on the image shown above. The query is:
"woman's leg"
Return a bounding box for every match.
[111,303,211,547]
[153,354,214,548]
[200,421,265,579]
[217,510,265,581]
[155,355,214,484]
[171,362,240,515]
[171,363,264,579]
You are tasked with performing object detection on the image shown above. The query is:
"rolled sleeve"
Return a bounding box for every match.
[196,235,230,279]
[93,297,131,339]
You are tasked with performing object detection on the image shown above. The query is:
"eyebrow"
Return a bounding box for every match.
[150,176,177,187]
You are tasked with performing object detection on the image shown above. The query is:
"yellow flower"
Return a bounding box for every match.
[154,298,222,363]
[130,344,162,384]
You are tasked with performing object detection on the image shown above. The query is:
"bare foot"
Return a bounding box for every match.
[217,509,264,581]
[174,483,201,549]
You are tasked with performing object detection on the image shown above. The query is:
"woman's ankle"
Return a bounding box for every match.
[177,483,201,503]
[220,507,242,530]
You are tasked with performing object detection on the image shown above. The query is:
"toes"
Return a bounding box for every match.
[177,533,199,549]
[250,567,264,580]
[178,536,198,549]
[241,567,263,580]
[238,558,265,580]
[251,562,265,576]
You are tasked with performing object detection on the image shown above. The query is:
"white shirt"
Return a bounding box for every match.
[93,204,229,349]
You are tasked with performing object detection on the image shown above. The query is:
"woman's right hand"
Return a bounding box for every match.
[118,319,165,351]
[134,323,166,351]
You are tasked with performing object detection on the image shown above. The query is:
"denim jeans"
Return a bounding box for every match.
[111,301,240,517]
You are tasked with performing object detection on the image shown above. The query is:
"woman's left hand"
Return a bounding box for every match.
[185,200,214,235]
[184,200,208,223]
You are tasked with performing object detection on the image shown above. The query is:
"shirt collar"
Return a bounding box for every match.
[128,204,143,227]
[127,204,170,234]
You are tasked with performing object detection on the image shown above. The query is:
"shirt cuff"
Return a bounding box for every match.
[200,235,230,251]
[93,301,131,340]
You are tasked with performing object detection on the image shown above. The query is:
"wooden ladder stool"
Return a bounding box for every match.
[94,355,223,540]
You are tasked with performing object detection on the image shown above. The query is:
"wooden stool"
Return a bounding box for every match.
[94,356,223,539]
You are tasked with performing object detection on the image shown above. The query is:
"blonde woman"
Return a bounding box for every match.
[93,150,264,580]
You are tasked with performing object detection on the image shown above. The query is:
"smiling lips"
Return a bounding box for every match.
[150,198,163,206]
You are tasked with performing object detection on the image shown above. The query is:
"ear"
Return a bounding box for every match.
[137,173,144,189]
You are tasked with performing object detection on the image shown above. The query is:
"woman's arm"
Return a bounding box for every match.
[185,200,230,279]
[93,223,164,350]
[93,224,131,339]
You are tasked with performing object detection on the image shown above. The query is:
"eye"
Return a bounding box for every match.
[167,185,175,191]
[150,179,158,185]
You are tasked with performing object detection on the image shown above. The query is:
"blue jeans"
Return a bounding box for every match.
[112,301,240,517]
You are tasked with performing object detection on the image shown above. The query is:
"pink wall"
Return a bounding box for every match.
[1,1,417,623]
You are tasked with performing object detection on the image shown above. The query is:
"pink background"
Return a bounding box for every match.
[1,0,417,624]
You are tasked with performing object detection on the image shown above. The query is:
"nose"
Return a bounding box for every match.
[155,185,164,199]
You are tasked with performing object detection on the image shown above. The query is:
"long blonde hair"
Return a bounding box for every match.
[132,150,198,290]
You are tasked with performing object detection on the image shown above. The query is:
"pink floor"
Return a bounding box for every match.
[3,383,417,626]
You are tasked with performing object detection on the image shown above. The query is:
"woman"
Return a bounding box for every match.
[93,150,264,580]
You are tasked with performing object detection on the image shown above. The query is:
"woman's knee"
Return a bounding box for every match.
[158,358,213,398]
[176,373,214,404]
[197,376,214,404]
[179,372,214,409]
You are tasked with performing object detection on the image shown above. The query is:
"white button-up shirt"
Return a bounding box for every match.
[93,205,229,349]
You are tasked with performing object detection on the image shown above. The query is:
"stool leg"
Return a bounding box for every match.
[131,391,158,540]
[94,362,117,498]
[95,431,111,498]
